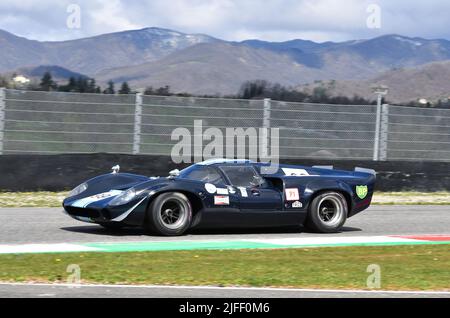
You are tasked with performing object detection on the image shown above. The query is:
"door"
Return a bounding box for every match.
[219,165,282,212]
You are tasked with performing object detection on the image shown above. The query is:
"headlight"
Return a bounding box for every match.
[69,183,88,197]
[109,188,137,206]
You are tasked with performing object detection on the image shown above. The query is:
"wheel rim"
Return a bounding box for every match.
[318,196,343,226]
[159,199,187,230]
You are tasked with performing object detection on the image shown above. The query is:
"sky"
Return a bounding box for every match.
[1,0,450,43]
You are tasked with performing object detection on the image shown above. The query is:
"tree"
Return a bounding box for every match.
[155,85,171,96]
[104,81,115,94]
[87,79,97,93]
[236,80,377,105]
[67,77,77,91]
[0,75,9,88]
[311,87,328,102]
[76,77,89,93]
[118,81,131,94]
[40,72,57,91]
[144,86,154,95]
[239,80,269,99]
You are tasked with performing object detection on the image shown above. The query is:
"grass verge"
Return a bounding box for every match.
[0,245,449,291]
[0,192,67,208]
[0,191,449,207]
[372,192,450,205]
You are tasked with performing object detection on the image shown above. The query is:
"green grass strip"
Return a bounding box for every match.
[0,245,449,291]
[82,240,450,253]
[85,240,279,252]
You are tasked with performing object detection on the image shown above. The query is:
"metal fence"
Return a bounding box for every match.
[0,88,449,162]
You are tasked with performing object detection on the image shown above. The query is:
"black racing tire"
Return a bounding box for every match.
[305,191,348,233]
[99,222,125,231]
[145,192,192,236]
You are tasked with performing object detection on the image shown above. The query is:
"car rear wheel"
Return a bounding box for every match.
[145,192,192,236]
[305,191,348,233]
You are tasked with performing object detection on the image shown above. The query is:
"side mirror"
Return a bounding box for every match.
[169,169,180,178]
[111,165,120,174]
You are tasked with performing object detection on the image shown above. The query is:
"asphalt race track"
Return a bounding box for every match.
[0,206,448,244]
[1,283,449,298]
[0,205,449,298]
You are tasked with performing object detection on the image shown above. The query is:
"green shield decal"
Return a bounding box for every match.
[356,185,368,199]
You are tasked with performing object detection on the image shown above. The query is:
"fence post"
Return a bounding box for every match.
[132,93,143,155]
[0,88,5,155]
[372,97,383,161]
[379,104,389,161]
[261,98,271,159]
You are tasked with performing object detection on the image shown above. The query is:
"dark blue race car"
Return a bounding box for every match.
[63,159,376,236]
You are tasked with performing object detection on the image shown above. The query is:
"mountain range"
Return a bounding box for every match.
[2,27,450,102]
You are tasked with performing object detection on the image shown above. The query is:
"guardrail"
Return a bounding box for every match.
[0,88,449,162]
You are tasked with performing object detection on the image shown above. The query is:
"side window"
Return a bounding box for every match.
[220,166,263,188]
[183,167,225,185]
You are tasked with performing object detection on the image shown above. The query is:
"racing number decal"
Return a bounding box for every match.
[285,188,300,201]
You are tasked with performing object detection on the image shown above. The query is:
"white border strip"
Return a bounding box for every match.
[0,244,100,254]
[0,235,448,254]
[246,236,424,246]
[20,234,446,247]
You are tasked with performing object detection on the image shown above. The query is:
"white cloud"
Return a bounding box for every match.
[87,0,142,34]
[1,0,450,42]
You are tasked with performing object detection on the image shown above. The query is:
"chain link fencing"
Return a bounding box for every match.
[0,88,449,162]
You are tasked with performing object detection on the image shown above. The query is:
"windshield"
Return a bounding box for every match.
[179,165,226,185]
[219,165,266,188]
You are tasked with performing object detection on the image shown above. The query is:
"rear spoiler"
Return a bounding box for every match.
[313,165,376,176]
[312,165,334,170]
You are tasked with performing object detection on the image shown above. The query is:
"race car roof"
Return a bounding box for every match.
[198,159,255,166]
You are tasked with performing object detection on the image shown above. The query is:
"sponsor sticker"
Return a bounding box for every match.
[238,187,248,197]
[285,188,300,201]
[216,188,229,195]
[282,168,310,177]
[205,183,217,194]
[356,185,369,199]
[214,196,230,206]
[292,201,303,208]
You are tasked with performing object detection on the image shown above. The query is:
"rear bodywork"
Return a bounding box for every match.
[63,160,376,229]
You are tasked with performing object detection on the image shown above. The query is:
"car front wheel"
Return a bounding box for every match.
[145,192,192,236]
[305,191,348,233]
